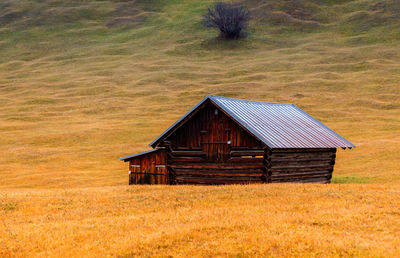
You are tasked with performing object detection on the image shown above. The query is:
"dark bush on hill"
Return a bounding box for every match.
[202,2,250,39]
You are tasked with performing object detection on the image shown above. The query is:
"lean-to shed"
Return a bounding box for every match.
[120,95,354,184]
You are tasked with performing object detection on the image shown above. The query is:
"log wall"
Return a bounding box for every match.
[167,147,266,184]
[162,102,266,184]
[266,148,336,183]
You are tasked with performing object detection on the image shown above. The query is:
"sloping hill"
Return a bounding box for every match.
[0,0,399,188]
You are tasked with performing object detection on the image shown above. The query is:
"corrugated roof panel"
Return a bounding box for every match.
[209,95,354,149]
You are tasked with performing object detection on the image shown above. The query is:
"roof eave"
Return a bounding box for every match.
[291,104,356,149]
[119,149,161,162]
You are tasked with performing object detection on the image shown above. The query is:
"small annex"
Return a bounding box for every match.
[120,95,354,185]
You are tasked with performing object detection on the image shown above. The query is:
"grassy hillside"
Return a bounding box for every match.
[1,0,399,188]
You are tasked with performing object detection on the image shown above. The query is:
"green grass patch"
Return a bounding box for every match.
[332,175,372,184]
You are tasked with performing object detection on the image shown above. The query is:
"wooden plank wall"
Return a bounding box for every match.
[128,150,167,184]
[165,102,263,150]
[163,102,267,185]
[266,148,336,183]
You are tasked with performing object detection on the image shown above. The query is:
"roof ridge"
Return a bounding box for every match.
[209,95,293,105]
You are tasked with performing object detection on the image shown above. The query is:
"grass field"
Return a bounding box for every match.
[0,0,399,256]
[1,184,400,257]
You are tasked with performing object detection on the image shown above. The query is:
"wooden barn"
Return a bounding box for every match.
[120,95,354,185]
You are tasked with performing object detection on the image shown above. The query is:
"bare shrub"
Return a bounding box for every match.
[202,2,250,39]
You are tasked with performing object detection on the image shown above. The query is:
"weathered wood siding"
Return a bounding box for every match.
[128,149,167,184]
[162,102,267,184]
[266,148,336,183]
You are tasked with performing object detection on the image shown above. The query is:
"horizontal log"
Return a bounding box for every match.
[270,163,333,170]
[270,173,331,179]
[170,147,201,151]
[271,174,332,181]
[269,166,333,173]
[230,150,265,156]
[168,157,205,163]
[271,177,330,183]
[176,175,262,180]
[272,157,334,162]
[271,160,334,167]
[271,156,335,163]
[175,180,263,185]
[173,169,264,176]
[271,177,330,182]
[175,176,263,185]
[169,163,265,169]
[271,170,332,177]
[271,148,336,153]
[271,174,331,180]
[130,172,168,176]
[169,150,206,156]
[173,168,264,173]
[270,152,335,159]
[228,157,264,163]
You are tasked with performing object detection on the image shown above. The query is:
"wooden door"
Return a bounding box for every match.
[154,165,167,184]
[129,164,142,184]
[201,108,231,163]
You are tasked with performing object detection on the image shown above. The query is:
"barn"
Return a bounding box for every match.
[120,95,354,185]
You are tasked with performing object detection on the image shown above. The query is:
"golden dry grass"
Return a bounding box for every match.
[1,184,399,257]
[0,0,400,256]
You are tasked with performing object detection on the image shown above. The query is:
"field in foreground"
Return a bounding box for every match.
[1,184,399,257]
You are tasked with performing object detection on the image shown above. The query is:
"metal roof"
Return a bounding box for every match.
[119,149,161,162]
[150,95,355,149]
